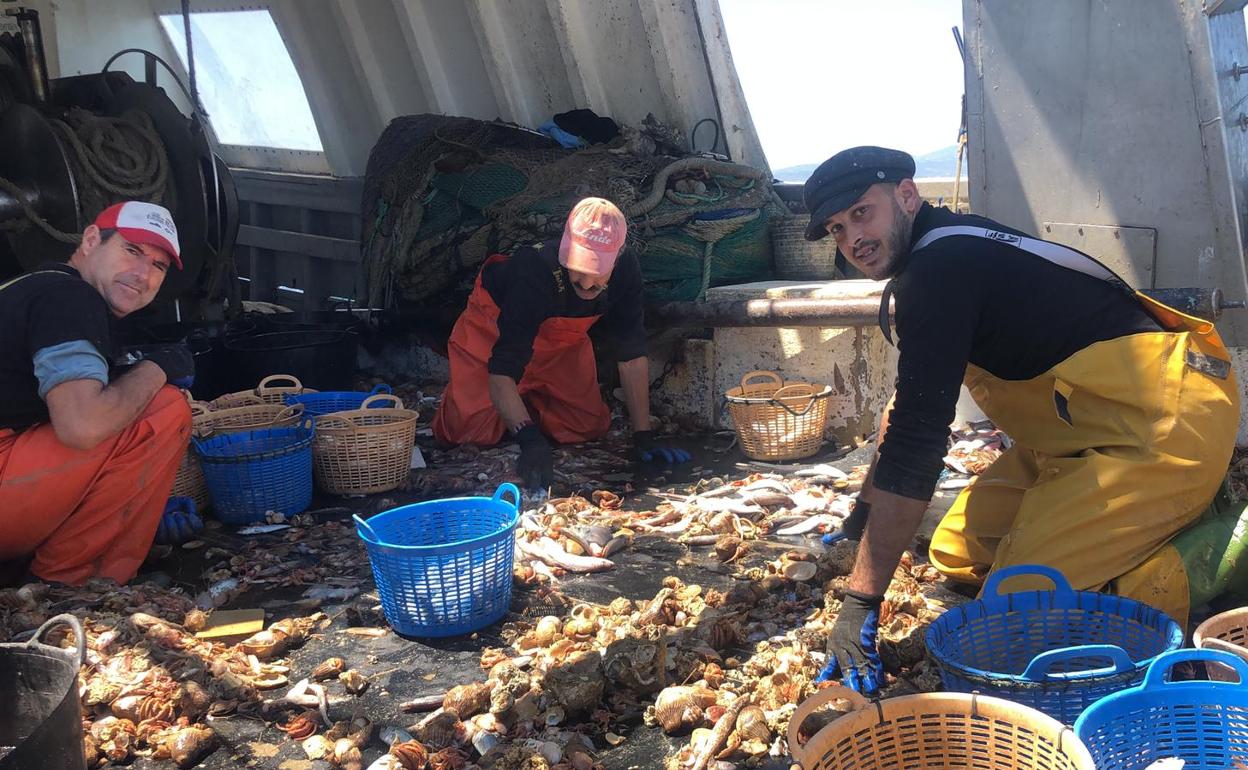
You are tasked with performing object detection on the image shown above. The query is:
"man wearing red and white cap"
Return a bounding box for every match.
[433,197,689,488]
[0,201,195,585]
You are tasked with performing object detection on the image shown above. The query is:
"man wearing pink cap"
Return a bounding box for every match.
[433,197,689,488]
[0,201,195,585]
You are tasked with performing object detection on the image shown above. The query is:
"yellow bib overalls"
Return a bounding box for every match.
[914,227,1240,627]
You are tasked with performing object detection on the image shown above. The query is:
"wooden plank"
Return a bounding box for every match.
[232,169,364,213]
[236,225,361,263]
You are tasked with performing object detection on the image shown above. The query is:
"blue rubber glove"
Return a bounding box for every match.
[822,499,870,546]
[633,430,691,464]
[816,590,885,695]
[155,496,204,545]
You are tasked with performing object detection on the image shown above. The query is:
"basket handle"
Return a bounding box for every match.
[982,564,1076,602]
[739,370,783,391]
[1020,644,1135,682]
[786,684,870,767]
[28,613,87,665]
[353,514,381,544]
[1142,648,1248,688]
[368,383,393,396]
[361,393,403,410]
[770,384,821,416]
[275,404,305,423]
[1199,636,1248,665]
[494,483,521,511]
[188,401,212,418]
[257,374,302,393]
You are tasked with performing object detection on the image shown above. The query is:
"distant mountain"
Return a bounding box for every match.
[773,144,964,183]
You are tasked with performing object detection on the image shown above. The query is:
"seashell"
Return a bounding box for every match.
[390,739,430,770]
[340,669,370,695]
[303,734,334,760]
[280,710,320,740]
[735,705,771,742]
[544,705,565,726]
[181,681,212,718]
[604,732,624,746]
[535,740,561,764]
[414,709,463,750]
[110,693,146,722]
[270,616,310,646]
[312,656,346,681]
[335,737,362,766]
[381,726,415,747]
[782,561,818,582]
[251,671,289,689]
[608,597,634,616]
[84,676,122,707]
[533,615,561,645]
[238,629,287,659]
[182,608,208,632]
[443,681,491,718]
[138,694,176,723]
[427,747,468,770]
[166,725,216,769]
[702,662,725,689]
[368,755,403,770]
[542,650,604,715]
[567,749,596,770]
[654,685,717,733]
[488,687,514,716]
[207,699,238,717]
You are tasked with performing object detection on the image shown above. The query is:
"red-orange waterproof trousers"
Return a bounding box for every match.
[0,385,191,584]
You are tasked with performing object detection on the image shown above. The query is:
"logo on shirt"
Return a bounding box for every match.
[984,229,1021,245]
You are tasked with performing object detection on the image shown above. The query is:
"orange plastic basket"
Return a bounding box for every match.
[788,685,1094,770]
[725,370,832,461]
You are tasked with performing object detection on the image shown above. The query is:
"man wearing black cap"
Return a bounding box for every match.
[805,146,1237,694]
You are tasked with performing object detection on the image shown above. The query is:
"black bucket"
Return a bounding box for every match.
[251,310,365,335]
[0,614,87,770]
[224,330,359,392]
[145,319,261,401]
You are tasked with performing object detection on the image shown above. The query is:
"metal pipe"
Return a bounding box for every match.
[8,8,50,105]
[647,297,890,328]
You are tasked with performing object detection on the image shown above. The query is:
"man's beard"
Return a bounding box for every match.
[882,197,914,277]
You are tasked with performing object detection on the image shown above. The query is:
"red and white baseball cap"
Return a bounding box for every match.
[558,197,626,276]
[94,201,181,269]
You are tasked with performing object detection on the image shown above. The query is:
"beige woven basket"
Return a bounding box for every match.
[171,400,212,511]
[209,374,317,409]
[312,393,419,495]
[194,402,304,435]
[788,686,1094,770]
[1194,606,1248,681]
[725,370,832,461]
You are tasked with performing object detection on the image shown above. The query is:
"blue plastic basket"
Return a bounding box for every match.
[1075,649,1248,769]
[193,419,315,525]
[925,564,1183,725]
[354,483,520,638]
[285,383,391,417]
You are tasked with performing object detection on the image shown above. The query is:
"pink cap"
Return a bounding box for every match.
[94,201,181,269]
[559,197,626,275]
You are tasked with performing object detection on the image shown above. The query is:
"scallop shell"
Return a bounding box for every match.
[312,657,346,681]
[735,705,771,742]
[303,734,334,760]
[390,739,430,770]
[653,685,716,733]
[782,561,818,582]
[238,629,287,659]
[442,681,491,718]
[166,725,215,769]
[414,710,463,750]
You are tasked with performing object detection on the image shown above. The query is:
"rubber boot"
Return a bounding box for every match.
[1172,481,1248,608]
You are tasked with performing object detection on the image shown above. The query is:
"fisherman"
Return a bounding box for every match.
[804,147,1238,694]
[433,197,689,489]
[0,201,199,586]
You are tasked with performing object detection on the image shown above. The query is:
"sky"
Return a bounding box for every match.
[719,0,966,173]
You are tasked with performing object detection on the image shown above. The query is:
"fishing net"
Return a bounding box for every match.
[361,114,783,309]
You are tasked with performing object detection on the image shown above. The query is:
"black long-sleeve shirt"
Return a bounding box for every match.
[482,239,647,380]
[874,203,1160,500]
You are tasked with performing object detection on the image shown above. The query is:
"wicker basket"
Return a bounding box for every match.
[725,370,832,461]
[312,394,419,495]
[209,374,317,409]
[788,685,1095,770]
[194,402,304,435]
[171,400,212,511]
[771,216,839,280]
[1194,606,1248,681]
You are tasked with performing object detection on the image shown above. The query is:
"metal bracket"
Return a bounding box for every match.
[1233,62,1248,81]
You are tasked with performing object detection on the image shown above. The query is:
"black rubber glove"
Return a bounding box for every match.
[817,590,885,695]
[514,424,553,490]
[823,499,870,546]
[120,343,195,388]
[633,430,691,464]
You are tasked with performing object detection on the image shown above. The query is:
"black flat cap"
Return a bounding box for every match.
[803,146,916,241]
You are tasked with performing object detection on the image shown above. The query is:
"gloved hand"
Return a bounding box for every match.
[633,430,691,464]
[120,343,195,389]
[514,424,553,490]
[817,590,885,695]
[155,496,204,545]
[822,499,870,546]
